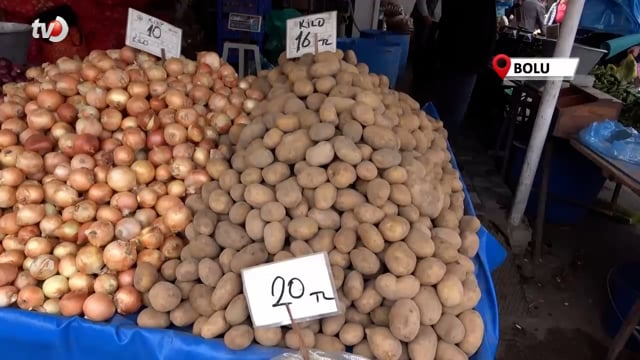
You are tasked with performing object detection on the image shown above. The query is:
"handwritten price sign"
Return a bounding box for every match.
[286,11,337,59]
[241,252,341,327]
[125,8,182,59]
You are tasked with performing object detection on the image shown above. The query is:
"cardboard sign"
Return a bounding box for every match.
[125,8,182,59]
[242,252,341,328]
[286,11,337,59]
[228,13,262,33]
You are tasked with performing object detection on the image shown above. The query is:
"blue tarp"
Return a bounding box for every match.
[580,0,640,35]
[0,103,507,360]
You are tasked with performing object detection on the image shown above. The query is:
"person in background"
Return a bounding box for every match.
[410,0,441,103]
[431,0,496,141]
[545,0,567,25]
[518,0,546,34]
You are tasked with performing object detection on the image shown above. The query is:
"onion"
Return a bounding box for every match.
[113,145,135,166]
[136,187,158,208]
[72,199,97,223]
[198,52,221,71]
[149,81,168,97]
[0,185,16,208]
[0,129,17,147]
[208,93,228,112]
[24,237,53,258]
[0,249,24,266]
[110,191,138,216]
[155,164,172,182]
[138,225,164,249]
[127,81,149,98]
[93,165,110,183]
[125,96,150,116]
[38,214,60,237]
[188,85,211,105]
[76,118,103,136]
[58,133,77,157]
[167,180,186,197]
[165,88,188,109]
[148,146,172,166]
[193,72,214,88]
[115,218,142,242]
[58,254,78,277]
[118,269,135,288]
[55,74,79,96]
[57,102,78,123]
[78,105,100,121]
[137,249,164,269]
[114,285,141,315]
[68,168,95,192]
[129,160,154,186]
[42,275,69,299]
[70,154,96,169]
[17,285,44,310]
[185,170,211,194]
[106,88,130,110]
[102,68,130,89]
[53,242,78,258]
[163,123,187,146]
[0,167,25,186]
[51,184,79,207]
[2,235,25,251]
[59,291,88,316]
[107,166,137,192]
[120,47,136,63]
[2,118,27,135]
[76,245,104,274]
[187,124,205,143]
[86,87,107,109]
[154,195,182,216]
[83,292,115,321]
[94,273,118,294]
[0,213,20,235]
[103,240,137,271]
[163,205,192,232]
[100,108,123,131]
[14,271,37,289]
[87,183,113,205]
[24,133,54,154]
[39,298,61,314]
[18,225,41,243]
[25,108,55,131]
[134,208,158,227]
[145,65,167,82]
[36,90,64,111]
[122,127,146,150]
[149,96,167,111]
[68,273,94,294]
[0,285,18,307]
[170,157,194,180]
[83,220,114,248]
[96,206,122,224]
[16,204,45,226]
[29,254,58,280]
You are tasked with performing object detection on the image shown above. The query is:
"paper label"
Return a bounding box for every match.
[286,11,337,59]
[125,8,182,59]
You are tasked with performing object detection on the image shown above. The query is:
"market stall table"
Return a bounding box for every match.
[569,138,640,360]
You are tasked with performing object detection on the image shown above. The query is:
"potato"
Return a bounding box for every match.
[254,327,283,346]
[309,229,336,252]
[260,201,286,222]
[137,308,170,328]
[319,102,338,124]
[433,313,465,344]
[372,149,402,169]
[353,340,375,359]
[315,334,346,352]
[192,209,217,235]
[446,263,468,282]
[362,125,398,150]
[379,215,411,242]
[365,178,391,206]
[315,76,337,94]
[350,247,380,275]
[223,294,249,326]
[335,189,366,211]
[208,189,233,214]
[192,316,208,336]
[443,276,481,315]
[435,340,468,360]
[457,310,484,355]
[190,235,221,259]
[436,274,464,308]
[288,239,313,257]
[230,243,268,273]
[297,166,328,189]
[223,325,254,350]
[366,327,403,360]
[413,286,443,325]
[433,239,459,264]
[339,322,365,346]
[276,177,303,208]
[134,262,159,292]
[293,79,314,97]
[432,227,462,249]
[197,258,222,288]
[274,250,294,262]
[200,310,229,339]
[414,257,447,285]
[219,248,236,273]
[384,242,417,276]
[399,205,421,222]
[356,161,378,181]
[435,209,459,229]
[263,128,284,149]
[354,203,385,224]
[306,93,327,111]
[325,96,356,112]
[310,58,341,78]
[214,221,251,250]
[175,259,199,282]
[284,97,306,114]
[357,223,385,253]
[211,272,242,310]
[229,184,246,202]
[390,184,412,206]
[404,228,434,258]
[148,281,182,312]
[275,129,313,164]
[320,313,346,336]
[241,168,263,185]
[262,162,291,185]
[170,301,199,327]
[340,119,364,142]
[244,183,276,208]
[285,328,316,349]
[375,273,421,300]
[176,281,196,300]
[326,161,357,189]
[333,136,362,165]
[353,284,383,313]
[287,216,319,240]
[460,216,481,233]
[351,101,375,126]
[389,299,421,342]
[308,122,336,141]
[189,284,214,316]
[247,147,275,169]
[408,326,438,360]
[237,122,267,148]
[370,305,390,326]
[160,259,180,282]
[382,166,408,184]
[460,232,480,258]
[340,271,363,302]
[346,306,372,326]
[306,141,335,167]
[262,222,286,254]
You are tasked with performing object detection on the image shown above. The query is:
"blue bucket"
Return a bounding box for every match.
[359,30,410,77]
[605,263,640,352]
[352,38,402,88]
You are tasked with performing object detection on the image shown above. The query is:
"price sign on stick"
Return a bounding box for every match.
[286,11,337,59]
[125,8,182,59]
[242,252,341,327]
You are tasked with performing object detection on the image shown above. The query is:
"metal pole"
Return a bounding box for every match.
[508,0,586,226]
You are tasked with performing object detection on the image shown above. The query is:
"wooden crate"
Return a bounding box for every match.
[553,85,624,139]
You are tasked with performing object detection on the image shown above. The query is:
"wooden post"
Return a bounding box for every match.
[607,298,640,360]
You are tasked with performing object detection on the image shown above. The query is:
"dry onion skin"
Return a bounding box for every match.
[0,47,261,321]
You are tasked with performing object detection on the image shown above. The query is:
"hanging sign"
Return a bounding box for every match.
[125,8,182,59]
[228,13,263,33]
[242,252,341,328]
[286,11,337,59]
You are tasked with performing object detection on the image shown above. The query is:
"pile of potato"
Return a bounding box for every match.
[134,50,485,360]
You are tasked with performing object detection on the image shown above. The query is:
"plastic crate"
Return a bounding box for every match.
[216,0,271,54]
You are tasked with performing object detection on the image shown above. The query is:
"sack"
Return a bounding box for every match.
[272,350,371,360]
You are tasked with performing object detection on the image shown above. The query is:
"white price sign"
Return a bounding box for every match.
[286,11,337,59]
[125,8,182,59]
[242,252,341,328]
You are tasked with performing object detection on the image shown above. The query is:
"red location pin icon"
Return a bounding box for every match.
[492,54,511,80]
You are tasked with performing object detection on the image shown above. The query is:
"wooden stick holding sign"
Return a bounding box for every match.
[285,304,310,360]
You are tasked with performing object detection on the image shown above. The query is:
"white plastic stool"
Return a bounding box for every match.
[222,42,262,78]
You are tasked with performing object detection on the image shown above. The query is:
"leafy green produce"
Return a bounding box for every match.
[592,63,640,130]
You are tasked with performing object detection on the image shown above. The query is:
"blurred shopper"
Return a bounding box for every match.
[431,0,496,141]
[546,0,567,25]
[410,0,441,103]
[519,0,546,34]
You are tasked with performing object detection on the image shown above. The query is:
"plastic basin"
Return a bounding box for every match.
[358,30,410,77]
[337,37,402,88]
[0,22,32,65]
[604,262,640,352]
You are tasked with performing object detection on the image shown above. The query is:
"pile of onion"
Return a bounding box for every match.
[0,46,262,321]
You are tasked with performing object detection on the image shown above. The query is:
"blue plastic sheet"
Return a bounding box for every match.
[578,120,640,165]
[580,0,640,35]
[0,103,506,360]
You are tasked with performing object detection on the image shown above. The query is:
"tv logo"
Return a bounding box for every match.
[31,16,69,43]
